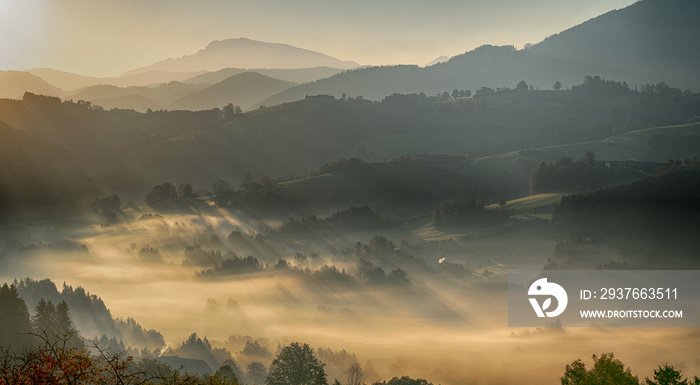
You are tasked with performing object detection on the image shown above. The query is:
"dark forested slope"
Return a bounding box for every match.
[260,0,700,106]
[1,83,698,217]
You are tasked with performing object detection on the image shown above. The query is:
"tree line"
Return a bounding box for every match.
[529,151,607,194]
[550,169,700,268]
[275,206,391,239]
[553,169,700,242]
[1,283,432,385]
[7,280,697,385]
[432,198,510,227]
[561,352,699,385]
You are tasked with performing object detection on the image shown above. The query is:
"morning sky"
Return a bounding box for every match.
[0,0,636,77]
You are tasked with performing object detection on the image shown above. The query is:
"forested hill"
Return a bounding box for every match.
[547,169,700,270]
[260,0,700,106]
[13,278,165,350]
[554,169,700,243]
[1,82,699,217]
[526,0,700,89]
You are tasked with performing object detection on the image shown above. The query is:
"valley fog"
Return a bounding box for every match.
[2,1,700,383]
[3,210,699,385]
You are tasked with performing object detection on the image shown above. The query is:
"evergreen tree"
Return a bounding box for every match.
[32,298,56,334]
[0,284,33,352]
[55,300,84,351]
[31,298,84,351]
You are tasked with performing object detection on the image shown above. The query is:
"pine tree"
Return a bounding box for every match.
[0,284,33,352]
[32,298,56,334]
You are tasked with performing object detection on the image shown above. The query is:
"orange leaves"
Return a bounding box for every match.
[0,345,135,385]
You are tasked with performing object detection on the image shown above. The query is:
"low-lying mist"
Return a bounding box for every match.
[2,210,699,385]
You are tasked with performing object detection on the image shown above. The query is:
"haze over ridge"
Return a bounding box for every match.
[259,0,700,106]
[1,1,700,384]
[0,0,636,77]
[122,37,360,76]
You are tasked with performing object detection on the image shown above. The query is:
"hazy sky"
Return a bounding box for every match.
[0,0,637,77]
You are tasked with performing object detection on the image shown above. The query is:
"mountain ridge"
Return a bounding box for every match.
[169,71,295,111]
[183,66,346,85]
[0,71,65,99]
[12,1,699,111]
[1,85,698,217]
[123,37,360,76]
[259,0,700,106]
[64,72,296,112]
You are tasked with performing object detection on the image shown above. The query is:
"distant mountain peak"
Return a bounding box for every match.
[0,70,64,99]
[204,37,272,49]
[258,0,700,106]
[122,37,360,76]
[425,55,450,67]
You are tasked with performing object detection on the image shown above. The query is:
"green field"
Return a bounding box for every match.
[276,122,700,222]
